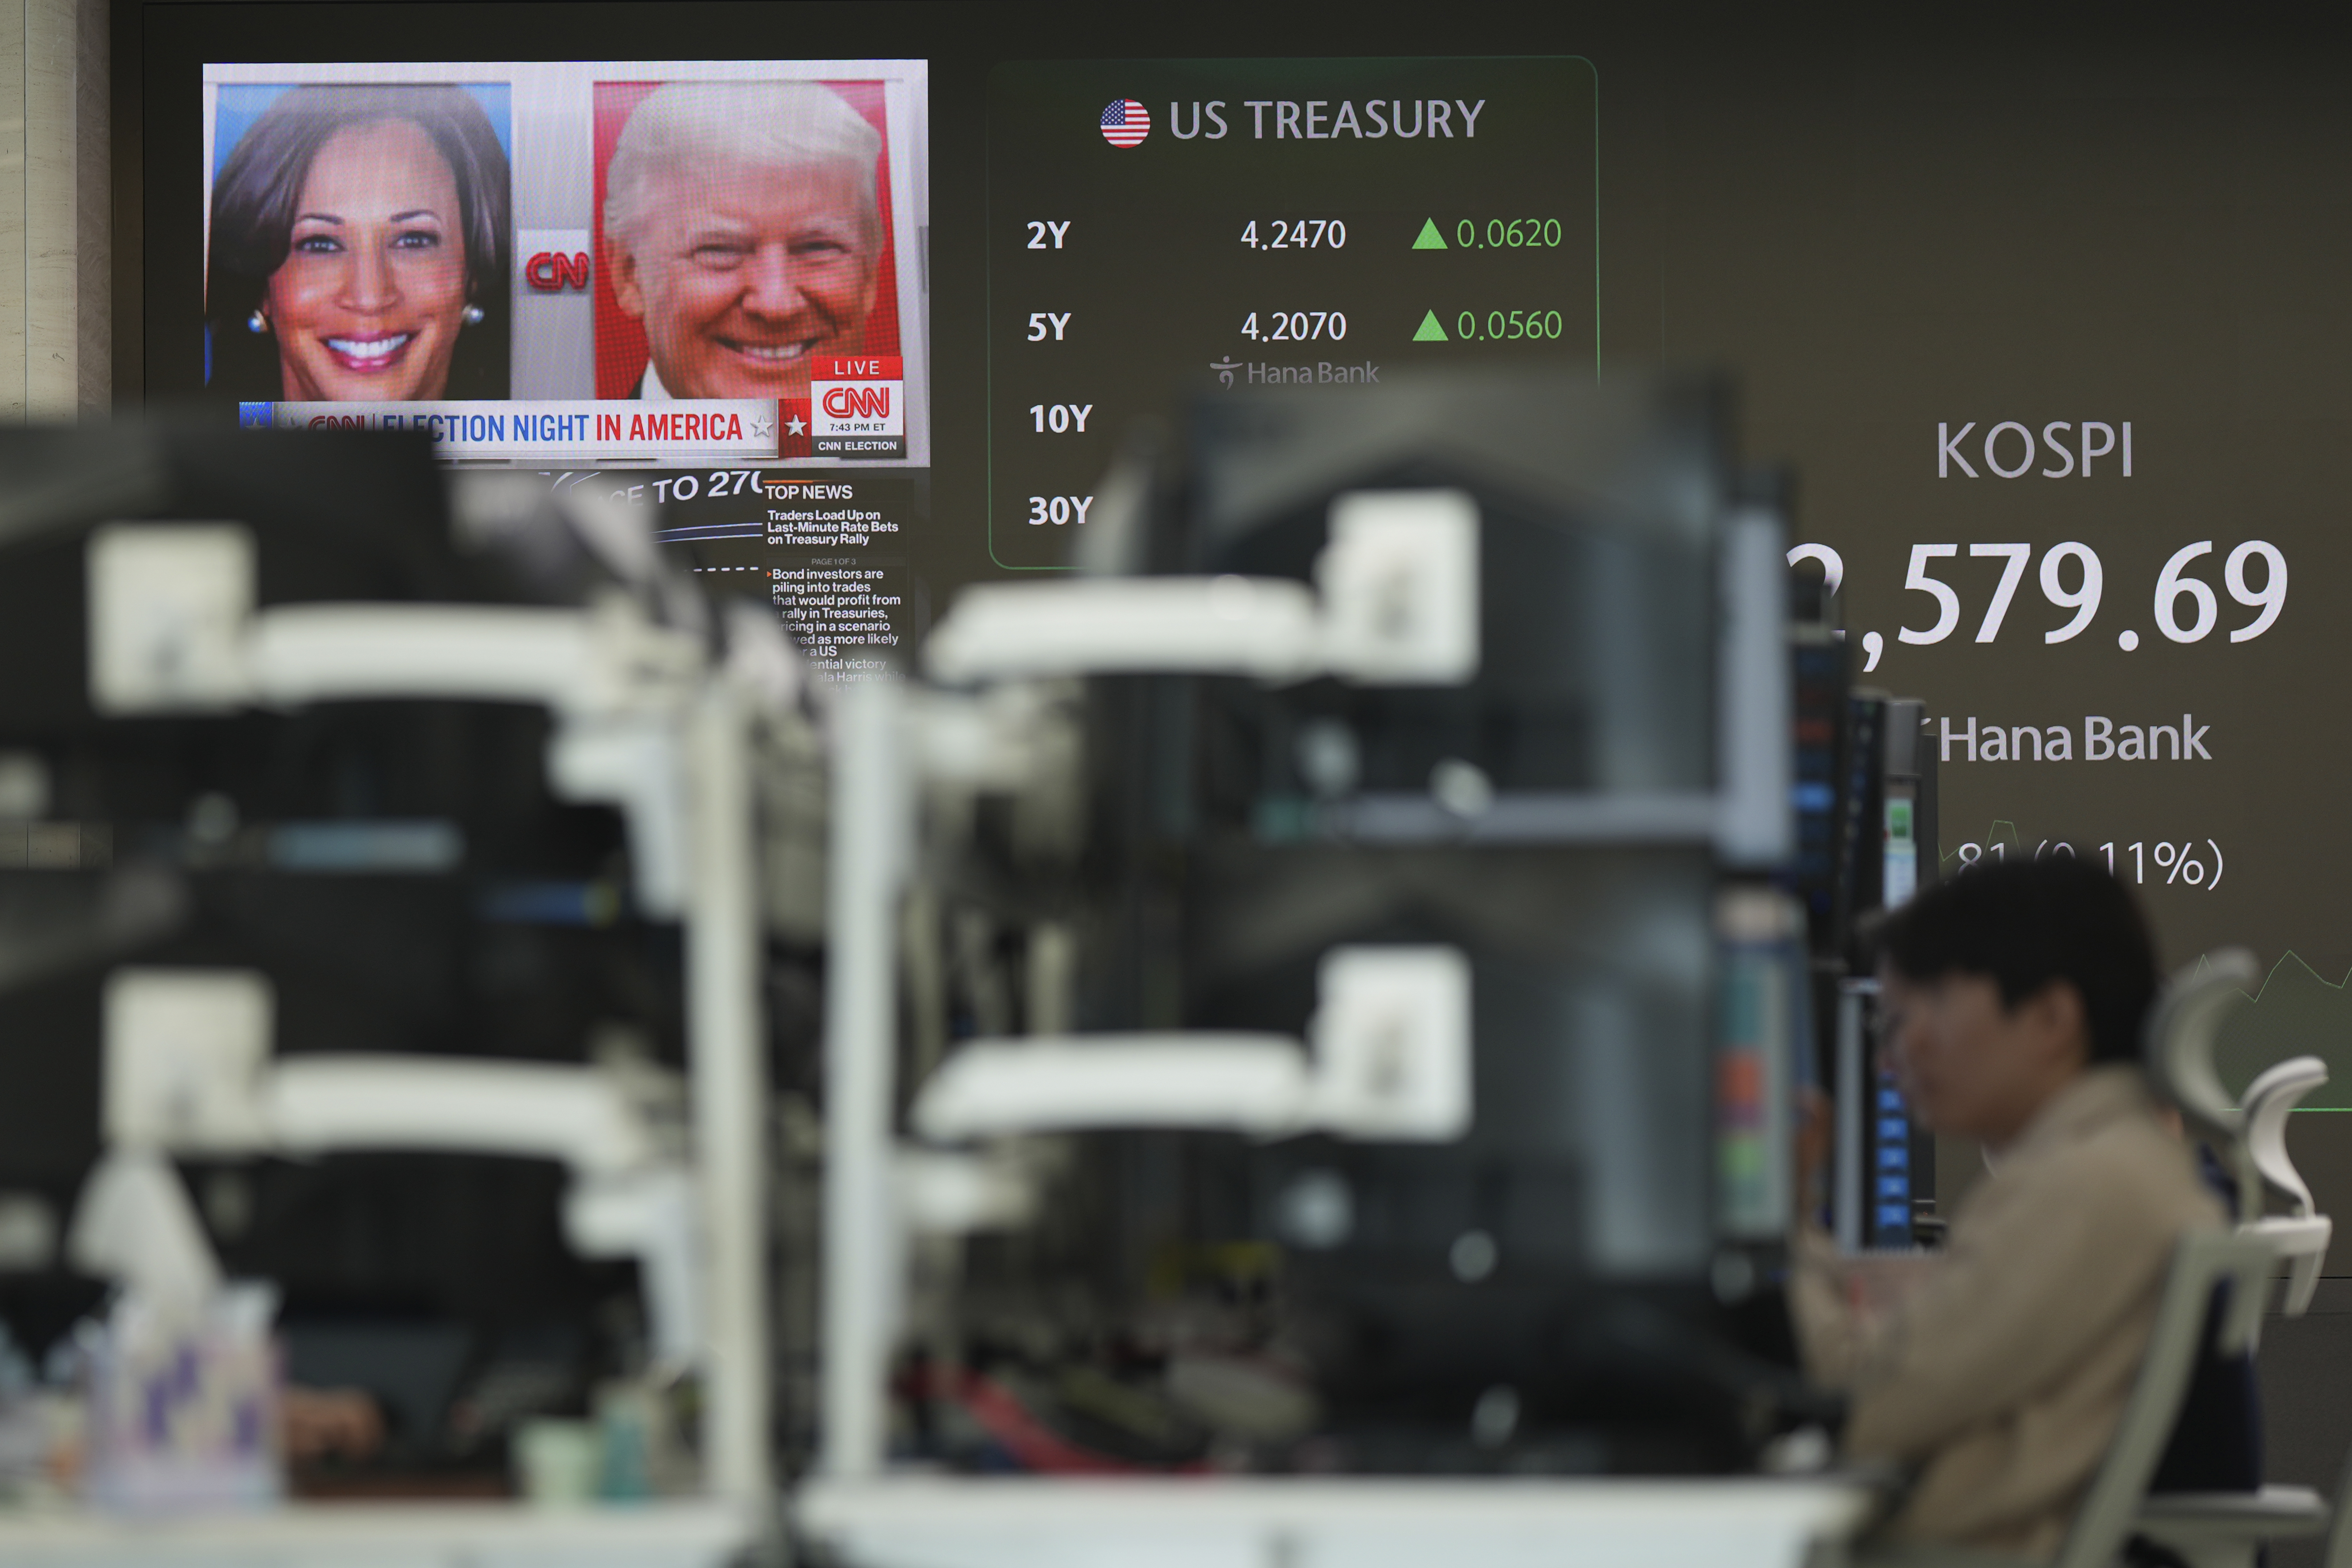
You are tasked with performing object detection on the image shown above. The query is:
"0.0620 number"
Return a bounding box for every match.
[1456,217,1563,249]
[1243,311,1347,341]
[1879,540,2286,645]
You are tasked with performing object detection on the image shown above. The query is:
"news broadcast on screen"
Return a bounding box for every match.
[201,59,930,466]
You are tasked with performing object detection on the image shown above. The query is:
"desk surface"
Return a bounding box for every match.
[0,1475,1879,1568]
[0,1498,762,1568]
[799,1474,1881,1568]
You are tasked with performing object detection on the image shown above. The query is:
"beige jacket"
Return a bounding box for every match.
[1789,1065,2223,1558]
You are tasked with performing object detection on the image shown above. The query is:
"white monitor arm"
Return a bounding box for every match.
[910,946,1474,1144]
[270,1055,705,1369]
[922,490,1480,688]
[76,516,776,1502]
[81,967,706,1366]
[86,526,705,917]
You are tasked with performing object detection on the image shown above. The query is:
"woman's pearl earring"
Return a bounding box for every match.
[461,303,484,326]
[246,309,269,335]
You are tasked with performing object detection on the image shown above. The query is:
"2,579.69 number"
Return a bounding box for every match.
[1793,538,2289,647]
[1886,540,2285,645]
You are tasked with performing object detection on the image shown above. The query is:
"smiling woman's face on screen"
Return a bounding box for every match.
[263,117,470,401]
[613,158,880,400]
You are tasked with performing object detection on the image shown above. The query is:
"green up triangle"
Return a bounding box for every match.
[1412,310,1449,342]
[1412,217,1448,250]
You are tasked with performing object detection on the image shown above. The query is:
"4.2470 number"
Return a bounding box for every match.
[1240,219,1345,249]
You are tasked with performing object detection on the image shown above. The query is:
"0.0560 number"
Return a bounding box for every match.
[1454,309,1565,341]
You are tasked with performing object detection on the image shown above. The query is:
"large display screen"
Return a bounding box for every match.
[119,8,2352,1154]
[202,60,930,466]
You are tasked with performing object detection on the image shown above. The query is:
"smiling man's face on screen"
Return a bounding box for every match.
[612,157,881,400]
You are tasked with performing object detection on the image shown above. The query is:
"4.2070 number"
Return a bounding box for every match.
[1242,311,1347,341]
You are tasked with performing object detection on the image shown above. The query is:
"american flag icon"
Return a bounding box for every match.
[1100,99,1151,148]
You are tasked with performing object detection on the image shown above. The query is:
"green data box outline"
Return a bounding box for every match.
[985,54,1601,571]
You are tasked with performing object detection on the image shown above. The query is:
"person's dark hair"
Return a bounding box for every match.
[206,85,511,400]
[1875,855,2160,1066]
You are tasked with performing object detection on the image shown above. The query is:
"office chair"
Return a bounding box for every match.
[2130,958,2335,1566]
[1863,1231,2278,1568]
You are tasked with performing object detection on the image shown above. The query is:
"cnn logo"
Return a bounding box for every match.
[822,385,891,418]
[526,251,590,292]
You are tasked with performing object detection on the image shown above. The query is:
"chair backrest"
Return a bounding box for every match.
[2054,1231,2277,1568]
[2246,1056,2327,1218]
[2324,1432,2352,1568]
[2243,1055,2334,1318]
[2144,951,2262,1220]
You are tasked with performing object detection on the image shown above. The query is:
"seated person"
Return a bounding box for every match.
[1790,857,2223,1557]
